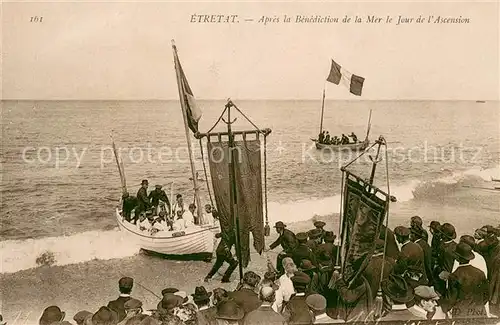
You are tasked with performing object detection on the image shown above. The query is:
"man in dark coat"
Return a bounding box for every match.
[395,226,427,286]
[229,271,262,315]
[107,277,134,322]
[191,286,215,325]
[429,221,442,267]
[379,224,399,260]
[362,239,396,301]
[379,274,417,321]
[244,286,286,325]
[315,231,338,264]
[267,221,298,274]
[410,216,428,242]
[121,192,139,223]
[205,232,238,283]
[135,179,150,217]
[441,242,489,319]
[313,221,326,243]
[282,271,314,324]
[410,227,434,286]
[148,185,170,216]
[435,223,457,295]
[292,232,317,267]
[306,229,323,252]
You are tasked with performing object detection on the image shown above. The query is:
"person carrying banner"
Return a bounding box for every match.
[265,221,298,275]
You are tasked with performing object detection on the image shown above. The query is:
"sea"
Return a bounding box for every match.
[0,100,499,320]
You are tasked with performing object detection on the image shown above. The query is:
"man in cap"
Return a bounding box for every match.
[292,232,317,269]
[107,276,134,322]
[435,222,457,295]
[410,286,446,320]
[410,226,433,286]
[148,185,170,217]
[441,242,489,319]
[410,216,428,243]
[362,238,396,301]
[39,306,66,325]
[205,232,238,283]
[244,286,286,325]
[117,299,143,325]
[429,221,442,266]
[229,271,262,314]
[136,180,150,218]
[315,231,338,265]
[306,294,341,324]
[282,271,314,324]
[192,286,215,325]
[266,221,298,274]
[306,229,323,252]
[378,274,417,321]
[394,226,427,288]
[313,221,327,243]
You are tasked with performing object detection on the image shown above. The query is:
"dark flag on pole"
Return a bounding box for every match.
[326,59,365,96]
[172,45,203,134]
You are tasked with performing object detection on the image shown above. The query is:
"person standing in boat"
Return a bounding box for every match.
[136,180,150,218]
[149,185,171,217]
[121,192,139,224]
[324,132,331,145]
[350,132,358,143]
[318,131,325,144]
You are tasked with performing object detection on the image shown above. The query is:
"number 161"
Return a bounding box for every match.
[30,16,43,22]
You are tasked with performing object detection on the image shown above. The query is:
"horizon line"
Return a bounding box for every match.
[1,98,498,102]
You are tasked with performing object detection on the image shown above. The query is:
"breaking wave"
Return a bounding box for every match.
[2,164,498,274]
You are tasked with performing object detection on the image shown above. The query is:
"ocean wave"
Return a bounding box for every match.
[0,230,140,274]
[2,164,498,274]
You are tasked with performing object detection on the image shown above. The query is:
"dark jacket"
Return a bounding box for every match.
[197,306,217,325]
[229,288,262,315]
[293,244,317,267]
[270,229,298,253]
[305,240,318,252]
[415,238,434,286]
[439,240,458,273]
[107,296,131,322]
[148,189,170,208]
[136,187,149,211]
[363,253,395,300]
[315,243,338,262]
[442,264,489,318]
[379,225,399,260]
[282,294,314,324]
[244,304,286,325]
[336,275,373,322]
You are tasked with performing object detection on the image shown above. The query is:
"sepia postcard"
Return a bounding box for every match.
[1,1,499,324]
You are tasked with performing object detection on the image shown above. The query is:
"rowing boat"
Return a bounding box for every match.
[312,138,369,151]
[115,208,219,259]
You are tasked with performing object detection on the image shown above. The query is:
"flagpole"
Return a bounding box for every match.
[171,40,204,225]
[319,85,326,135]
[365,109,372,142]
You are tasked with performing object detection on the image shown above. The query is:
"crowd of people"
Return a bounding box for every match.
[120,179,218,235]
[31,216,500,324]
[317,131,358,145]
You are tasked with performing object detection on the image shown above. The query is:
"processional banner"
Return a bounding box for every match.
[341,173,388,285]
[207,139,264,268]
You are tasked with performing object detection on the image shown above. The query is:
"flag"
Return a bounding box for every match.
[173,45,202,134]
[326,59,365,96]
[340,173,387,285]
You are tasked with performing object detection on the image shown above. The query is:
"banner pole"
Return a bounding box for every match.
[226,100,244,282]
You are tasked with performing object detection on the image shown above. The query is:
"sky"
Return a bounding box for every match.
[2,1,499,100]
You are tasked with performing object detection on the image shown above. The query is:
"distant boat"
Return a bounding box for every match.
[476,100,486,103]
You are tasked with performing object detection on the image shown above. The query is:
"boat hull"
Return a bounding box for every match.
[115,209,218,258]
[313,140,369,151]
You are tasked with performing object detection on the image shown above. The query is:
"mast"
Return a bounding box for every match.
[365,109,372,142]
[319,86,326,135]
[226,100,244,282]
[171,40,203,224]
